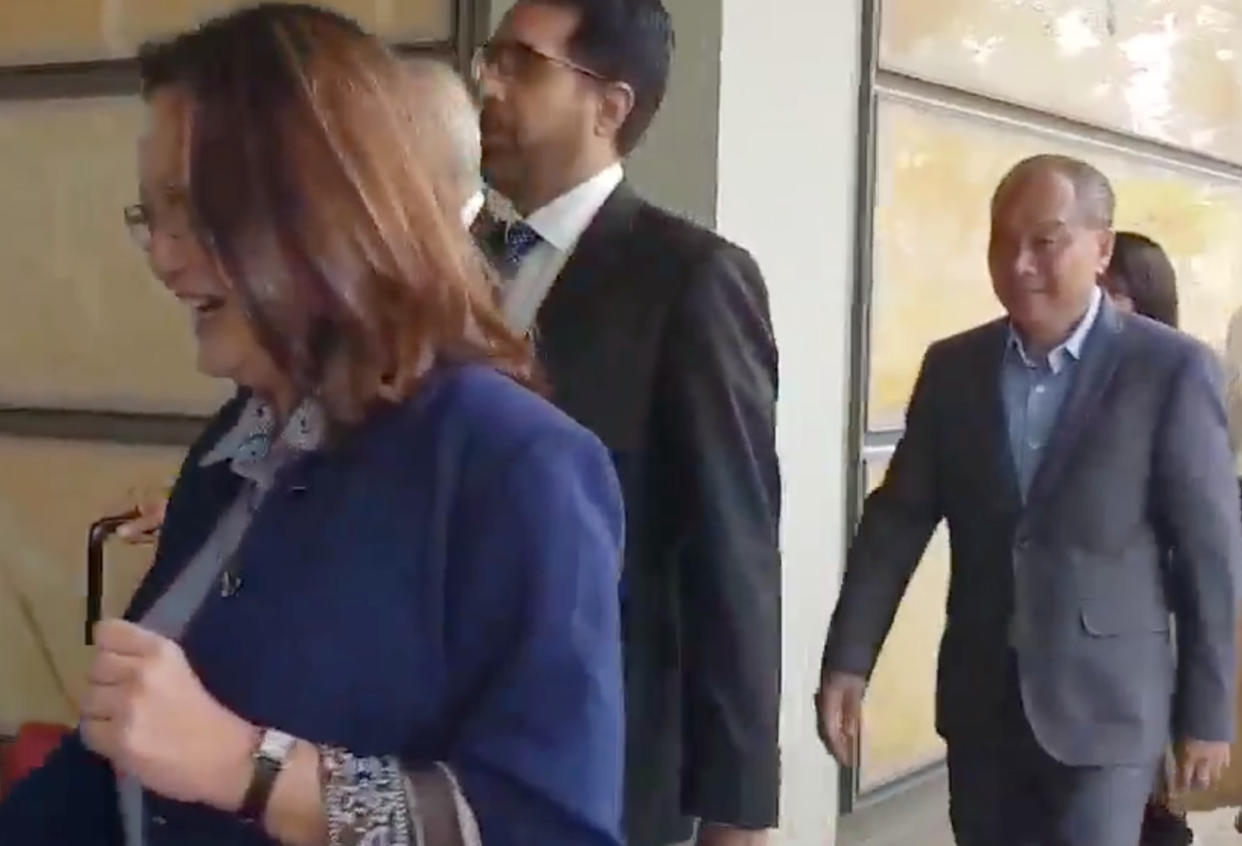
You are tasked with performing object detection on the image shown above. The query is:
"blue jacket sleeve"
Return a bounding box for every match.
[0,729,121,844]
[442,427,625,846]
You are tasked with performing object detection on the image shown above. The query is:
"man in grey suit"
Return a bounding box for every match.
[816,154,1242,845]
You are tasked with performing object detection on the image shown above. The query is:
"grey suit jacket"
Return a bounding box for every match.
[823,299,1242,766]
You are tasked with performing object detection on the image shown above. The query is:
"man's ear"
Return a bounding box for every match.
[1096,229,1116,276]
[595,81,635,143]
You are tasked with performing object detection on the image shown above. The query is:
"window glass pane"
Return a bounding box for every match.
[869,95,1242,429]
[857,455,948,791]
[880,0,1242,165]
[0,0,452,65]
[0,96,231,413]
[0,437,185,727]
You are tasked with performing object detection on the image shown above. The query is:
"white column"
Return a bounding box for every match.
[715,0,864,843]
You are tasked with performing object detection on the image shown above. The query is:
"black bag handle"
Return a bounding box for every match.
[86,511,137,645]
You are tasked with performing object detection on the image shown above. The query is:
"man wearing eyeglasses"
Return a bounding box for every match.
[474,3,781,846]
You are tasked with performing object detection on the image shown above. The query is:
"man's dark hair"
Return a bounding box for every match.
[1105,231,1180,328]
[532,0,674,155]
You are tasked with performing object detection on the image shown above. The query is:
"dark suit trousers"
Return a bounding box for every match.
[947,656,1159,846]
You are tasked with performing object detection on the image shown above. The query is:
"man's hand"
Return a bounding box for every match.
[815,672,866,766]
[1175,738,1231,792]
[114,488,170,544]
[695,823,767,846]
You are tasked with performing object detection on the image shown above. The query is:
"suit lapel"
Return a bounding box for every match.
[970,321,1024,515]
[536,181,641,330]
[533,182,645,443]
[1025,298,1125,507]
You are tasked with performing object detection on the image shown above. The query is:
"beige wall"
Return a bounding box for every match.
[628,0,721,226]
[0,438,183,730]
[0,0,450,63]
[0,96,228,414]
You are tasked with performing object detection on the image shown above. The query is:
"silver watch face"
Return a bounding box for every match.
[257,728,297,763]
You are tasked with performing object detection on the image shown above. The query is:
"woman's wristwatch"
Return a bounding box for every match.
[239,728,297,824]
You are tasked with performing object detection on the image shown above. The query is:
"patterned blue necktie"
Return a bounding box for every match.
[499,220,543,278]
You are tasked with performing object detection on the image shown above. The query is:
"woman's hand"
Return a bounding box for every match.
[80,619,256,811]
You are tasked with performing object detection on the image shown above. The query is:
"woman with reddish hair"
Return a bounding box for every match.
[1101,231,1180,328]
[0,5,625,845]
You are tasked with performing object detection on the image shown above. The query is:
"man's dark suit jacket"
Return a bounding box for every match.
[823,300,1242,765]
[482,182,782,845]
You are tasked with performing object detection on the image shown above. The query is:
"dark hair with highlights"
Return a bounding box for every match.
[138,2,535,428]
[1104,231,1179,327]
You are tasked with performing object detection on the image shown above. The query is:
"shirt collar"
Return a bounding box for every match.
[524,162,624,251]
[1008,285,1103,372]
[200,396,326,471]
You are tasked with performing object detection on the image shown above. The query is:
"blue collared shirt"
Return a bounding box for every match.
[1001,286,1103,498]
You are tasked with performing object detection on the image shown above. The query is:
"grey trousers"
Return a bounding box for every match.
[948,740,1158,846]
[947,664,1159,846]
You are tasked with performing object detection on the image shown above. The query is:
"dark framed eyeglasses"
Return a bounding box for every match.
[123,203,153,250]
[123,199,198,251]
[471,39,604,84]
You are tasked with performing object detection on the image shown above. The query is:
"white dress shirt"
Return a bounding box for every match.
[499,162,624,333]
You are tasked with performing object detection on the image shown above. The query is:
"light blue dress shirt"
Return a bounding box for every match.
[1001,286,1103,499]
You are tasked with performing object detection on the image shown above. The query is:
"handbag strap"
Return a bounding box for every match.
[405,763,481,846]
